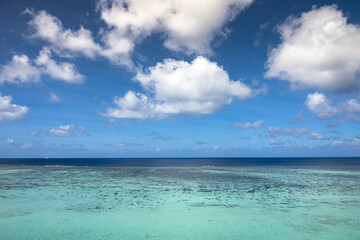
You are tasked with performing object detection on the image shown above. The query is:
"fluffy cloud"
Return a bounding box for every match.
[98,0,254,55]
[0,55,41,84]
[0,94,28,123]
[0,48,84,84]
[26,1,253,66]
[305,92,360,119]
[27,9,101,58]
[35,48,84,83]
[230,120,263,129]
[265,5,360,91]
[49,124,75,137]
[103,56,253,119]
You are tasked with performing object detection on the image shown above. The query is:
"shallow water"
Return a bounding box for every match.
[0,166,359,239]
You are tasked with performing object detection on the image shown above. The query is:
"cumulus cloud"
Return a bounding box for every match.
[103,57,253,119]
[0,94,28,123]
[27,9,101,58]
[25,1,253,66]
[0,48,84,84]
[305,92,360,119]
[230,120,263,129]
[0,55,41,84]
[265,5,360,92]
[35,48,84,83]
[49,124,75,137]
[97,0,254,56]
[6,138,15,144]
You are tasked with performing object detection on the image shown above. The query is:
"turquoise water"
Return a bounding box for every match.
[1,166,359,239]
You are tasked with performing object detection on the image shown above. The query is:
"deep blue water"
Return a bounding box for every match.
[0,157,360,168]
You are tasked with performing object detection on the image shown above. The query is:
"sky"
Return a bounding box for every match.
[0,0,360,158]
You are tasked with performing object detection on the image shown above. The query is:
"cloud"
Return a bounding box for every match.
[266,126,327,141]
[0,93,28,123]
[0,55,41,84]
[49,124,75,137]
[21,143,33,149]
[266,127,310,138]
[6,138,15,144]
[148,132,172,141]
[307,132,326,140]
[29,130,42,137]
[49,92,60,102]
[27,9,101,58]
[305,92,360,119]
[103,56,253,119]
[97,0,254,56]
[0,48,84,84]
[230,120,263,129]
[254,22,270,46]
[291,110,306,124]
[268,139,293,147]
[105,143,126,147]
[26,1,253,66]
[35,48,84,83]
[265,5,360,92]
[331,138,360,149]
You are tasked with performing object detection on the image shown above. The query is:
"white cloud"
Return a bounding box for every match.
[231,120,263,129]
[0,55,41,84]
[103,56,253,119]
[265,5,360,91]
[26,1,253,66]
[307,132,326,140]
[49,124,75,137]
[0,94,28,123]
[27,9,101,58]
[49,92,60,102]
[266,127,310,138]
[98,0,254,56]
[305,92,360,119]
[0,48,84,85]
[35,48,84,83]
[6,138,15,144]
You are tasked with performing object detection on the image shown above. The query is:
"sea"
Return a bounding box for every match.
[0,157,359,239]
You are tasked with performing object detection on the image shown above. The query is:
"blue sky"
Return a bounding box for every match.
[0,0,360,158]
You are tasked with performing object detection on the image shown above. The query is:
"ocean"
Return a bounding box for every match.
[0,158,359,239]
